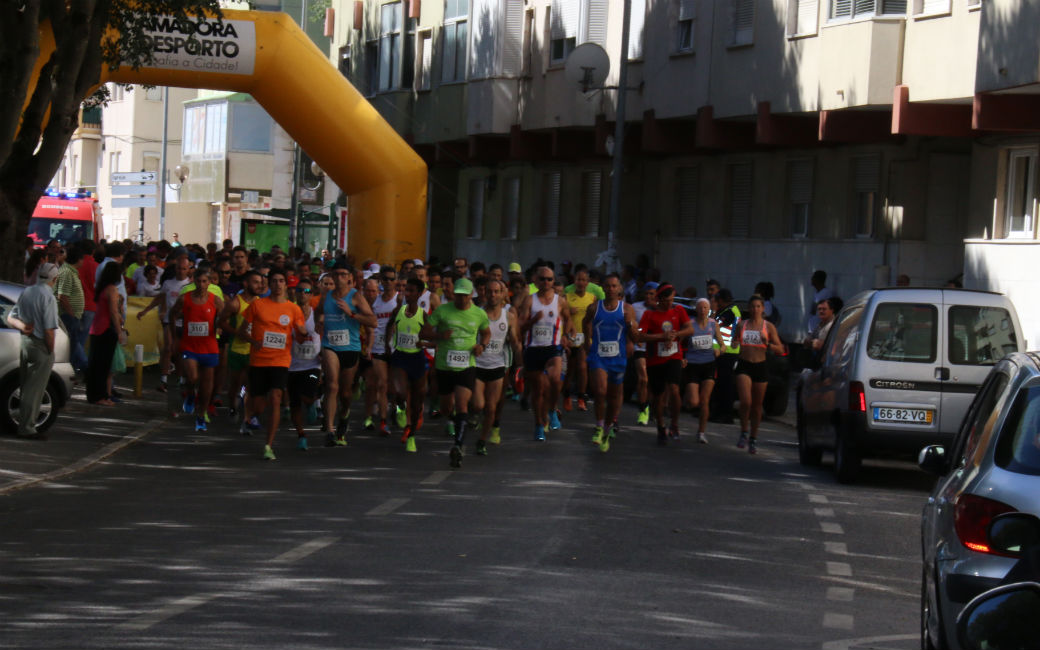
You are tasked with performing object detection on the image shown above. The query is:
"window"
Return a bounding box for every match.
[442,0,468,83]
[110,84,125,101]
[788,0,818,35]
[676,0,696,52]
[866,303,937,363]
[628,0,646,59]
[830,0,906,20]
[913,0,949,14]
[580,171,602,237]
[417,32,433,90]
[539,171,561,236]
[467,178,484,239]
[365,41,379,96]
[230,103,272,152]
[1005,149,1037,238]
[954,370,1008,472]
[339,44,352,81]
[824,305,864,367]
[144,86,163,101]
[728,162,752,237]
[788,159,813,237]
[853,154,879,238]
[550,0,577,64]
[730,0,754,46]
[995,383,1040,476]
[204,102,227,153]
[522,9,535,75]
[675,166,699,237]
[183,102,228,156]
[502,176,520,239]
[378,2,403,92]
[948,306,1017,366]
[109,152,121,175]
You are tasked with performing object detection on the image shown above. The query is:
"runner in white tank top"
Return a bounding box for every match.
[472,279,520,453]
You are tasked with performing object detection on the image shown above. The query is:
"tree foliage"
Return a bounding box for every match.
[0,0,221,281]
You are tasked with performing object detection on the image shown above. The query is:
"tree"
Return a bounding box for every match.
[0,0,220,282]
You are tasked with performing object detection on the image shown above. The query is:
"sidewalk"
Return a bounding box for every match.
[0,365,172,495]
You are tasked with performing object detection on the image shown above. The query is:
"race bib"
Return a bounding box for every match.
[691,334,713,351]
[743,329,764,346]
[571,333,585,347]
[598,341,620,358]
[485,339,502,355]
[296,340,319,359]
[372,332,386,352]
[397,332,418,350]
[531,323,554,346]
[327,329,350,347]
[658,341,678,357]
[263,331,287,350]
[446,349,471,369]
[187,321,209,337]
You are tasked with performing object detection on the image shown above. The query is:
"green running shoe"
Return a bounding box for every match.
[591,426,604,445]
[475,439,488,456]
[363,416,374,430]
[446,420,455,437]
[395,404,407,429]
[405,437,417,453]
[489,426,501,444]
[262,445,276,460]
[335,435,348,447]
[599,437,610,453]
[637,405,650,426]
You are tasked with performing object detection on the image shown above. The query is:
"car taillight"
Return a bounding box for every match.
[954,494,1017,555]
[849,381,866,413]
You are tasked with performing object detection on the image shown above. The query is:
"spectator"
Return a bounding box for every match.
[55,246,87,375]
[87,261,126,406]
[7,263,60,439]
[808,270,834,334]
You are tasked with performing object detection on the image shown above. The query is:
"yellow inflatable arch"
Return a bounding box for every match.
[36,9,427,262]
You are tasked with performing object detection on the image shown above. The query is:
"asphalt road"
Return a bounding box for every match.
[0,396,935,649]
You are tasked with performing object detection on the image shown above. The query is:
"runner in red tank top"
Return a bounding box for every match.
[169,268,225,432]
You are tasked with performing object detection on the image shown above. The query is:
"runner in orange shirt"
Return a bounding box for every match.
[169,268,224,432]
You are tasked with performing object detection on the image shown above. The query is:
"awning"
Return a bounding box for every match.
[241,207,335,223]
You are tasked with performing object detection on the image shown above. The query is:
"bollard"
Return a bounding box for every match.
[134,344,144,397]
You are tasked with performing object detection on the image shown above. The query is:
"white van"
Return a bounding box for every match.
[796,288,1023,483]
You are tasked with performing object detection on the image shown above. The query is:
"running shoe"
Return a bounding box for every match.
[194,416,207,432]
[591,426,604,445]
[669,425,679,440]
[157,380,168,393]
[748,438,757,455]
[405,437,417,453]
[598,437,610,453]
[563,396,573,411]
[577,397,587,412]
[446,420,455,437]
[239,419,254,436]
[657,427,668,446]
[363,416,374,430]
[324,432,337,447]
[400,425,413,444]
[182,394,195,415]
[395,404,407,429]
[475,439,488,456]
[737,431,749,448]
[305,402,319,425]
[248,416,261,429]
[335,416,349,439]
[262,445,276,460]
[489,426,501,445]
[379,420,391,437]
[335,435,348,447]
[203,411,211,424]
[534,425,546,442]
[449,444,463,468]
[610,422,619,439]
[637,405,650,426]
[697,431,708,444]
[549,410,561,430]
[297,437,308,451]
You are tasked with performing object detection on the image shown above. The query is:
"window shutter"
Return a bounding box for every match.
[551,0,578,39]
[627,0,646,59]
[580,171,602,237]
[468,178,484,238]
[419,34,432,89]
[789,160,813,203]
[796,0,817,33]
[542,171,561,236]
[731,0,754,44]
[676,166,699,237]
[502,176,520,239]
[918,0,944,13]
[852,0,874,15]
[679,0,696,20]
[584,0,608,46]
[729,163,752,238]
[854,155,880,192]
[501,0,524,75]
[882,0,907,12]
[831,0,851,17]
[469,0,496,79]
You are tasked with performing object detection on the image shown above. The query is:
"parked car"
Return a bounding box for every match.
[919,352,1040,650]
[796,287,1023,483]
[0,281,74,435]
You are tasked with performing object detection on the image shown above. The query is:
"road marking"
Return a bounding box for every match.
[822,613,854,630]
[814,507,836,518]
[366,497,410,516]
[809,494,829,504]
[116,592,224,631]
[822,634,917,650]
[824,541,848,555]
[272,536,339,563]
[821,522,844,534]
[826,561,853,577]
[826,587,855,602]
[420,471,452,486]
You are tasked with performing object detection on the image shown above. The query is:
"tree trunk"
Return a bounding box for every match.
[0,174,37,283]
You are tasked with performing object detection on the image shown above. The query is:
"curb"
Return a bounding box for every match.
[0,417,168,496]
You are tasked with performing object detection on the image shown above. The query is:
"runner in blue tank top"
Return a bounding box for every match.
[583,273,640,452]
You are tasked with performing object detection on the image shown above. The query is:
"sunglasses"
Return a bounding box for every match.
[296,287,312,293]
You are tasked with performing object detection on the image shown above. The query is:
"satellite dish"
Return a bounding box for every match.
[565,43,610,92]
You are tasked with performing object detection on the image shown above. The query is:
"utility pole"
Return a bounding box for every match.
[602,0,633,274]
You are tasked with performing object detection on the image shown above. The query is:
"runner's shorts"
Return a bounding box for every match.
[249,366,289,395]
[588,356,627,385]
[391,350,428,383]
[182,351,219,368]
[523,345,562,372]
[475,366,506,383]
[647,359,682,395]
[682,360,717,385]
[436,367,476,395]
[287,369,320,408]
[323,348,360,370]
[735,359,769,383]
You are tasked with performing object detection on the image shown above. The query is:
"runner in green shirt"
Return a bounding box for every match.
[422,277,490,469]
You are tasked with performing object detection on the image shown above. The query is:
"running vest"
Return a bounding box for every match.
[526,293,562,347]
[393,305,424,353]
[372,292,399,354]
[230,293,255,355]
[290,308,321,372]
[322,288,362,351]
[686,319,717,364]
[589,301,626,366]
[632,301,649,352]
[740,320,770,349]
[476,307,509,370]
[418,289,433,314]
[181,291,218,355]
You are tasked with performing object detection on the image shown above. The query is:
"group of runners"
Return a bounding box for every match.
[145,249,786,467]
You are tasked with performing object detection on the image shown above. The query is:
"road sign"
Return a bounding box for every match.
[111,184,157,196]
[112,196,157,208]
[111,171,157,183]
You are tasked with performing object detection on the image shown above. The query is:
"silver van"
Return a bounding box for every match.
[796,288,1023,483]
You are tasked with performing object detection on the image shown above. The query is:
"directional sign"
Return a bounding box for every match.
[111,171,157,183]
[111,184,157,196]
[112,196,157,208]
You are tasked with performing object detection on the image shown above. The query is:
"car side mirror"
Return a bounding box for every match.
[988,513,1040,558]
[918,445,948,476]
[956,582,1040,650]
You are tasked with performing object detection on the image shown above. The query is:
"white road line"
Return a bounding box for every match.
[272,536,339,563]
[116,592,224,631]
[826,561,853,577]
[826,587,855,602]
[822,613,854,631]
[821,634,917,650]
[821,521,844,534]
[420,471,452,486]
[824,541,848,555]
[366,497,410,516]
[809,494,829,504]
[814,507,836,518]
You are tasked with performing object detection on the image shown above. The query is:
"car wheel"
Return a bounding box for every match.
[833,422,861,484]
[921,567,947,650]
[797,404,822,466]
[0,374,61,435]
